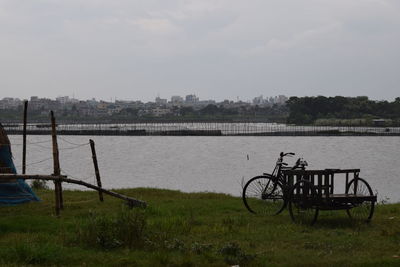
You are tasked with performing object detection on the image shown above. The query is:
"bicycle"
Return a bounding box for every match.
[242,152,307,215]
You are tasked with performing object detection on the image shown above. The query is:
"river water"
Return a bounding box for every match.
[9,135,400,203]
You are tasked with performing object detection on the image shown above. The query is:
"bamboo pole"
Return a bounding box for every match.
[22,100,28,174]
[0,174,146,207]
[89,139,104,202]
[50,111,63,214]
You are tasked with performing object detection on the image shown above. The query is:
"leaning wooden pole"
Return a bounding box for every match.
[50,111,63,214]
[89,139,104,202]
[0,174,147,208]
[22,100,28,174]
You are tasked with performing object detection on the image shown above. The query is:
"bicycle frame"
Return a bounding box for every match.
[261,152,306,197]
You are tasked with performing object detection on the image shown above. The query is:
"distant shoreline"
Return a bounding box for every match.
[3,122,400,136]
[6,128,400,137]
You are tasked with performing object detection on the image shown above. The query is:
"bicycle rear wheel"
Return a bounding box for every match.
[242,175,285,215]
[288,180,319,225]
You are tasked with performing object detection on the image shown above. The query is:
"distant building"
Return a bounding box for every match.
[253,95,264,105]
[276,95,288,105]
[0,98,22,109]
[87,98,98,107]
[198,100,216,106]
[152,107,171,117]
[107,106,123,115]
[56,96,70,104]
[29,97,58,111]
[268,97,275,104]
[97,101,109,111]
[170,96,184,105]
[185,94,199,103]
[155,97,167,105]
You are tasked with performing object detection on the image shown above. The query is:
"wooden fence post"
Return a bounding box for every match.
[50,111,63,215]
[22,101,28,174]
[90,139,104,202]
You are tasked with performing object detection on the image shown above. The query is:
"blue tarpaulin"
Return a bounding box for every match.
[0,144,40,205]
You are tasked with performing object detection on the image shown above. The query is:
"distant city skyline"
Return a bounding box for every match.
[0,93,289,120]
[1,1,399,102]
[1,93,288,104]
[0,92,397,104]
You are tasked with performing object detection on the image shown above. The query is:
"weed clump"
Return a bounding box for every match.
[76,207,146,250]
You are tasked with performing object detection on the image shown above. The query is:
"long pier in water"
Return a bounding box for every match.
[3,122,400,136]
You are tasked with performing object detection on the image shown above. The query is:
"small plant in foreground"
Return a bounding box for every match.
[191,242,213,254]
[164,238,186,252]
[76,207,147,250]
[31,179,48,190]
[378,196,390,205]
[218,242,256,265]
[0,243,63,265]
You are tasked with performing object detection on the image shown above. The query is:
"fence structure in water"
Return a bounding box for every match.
[3,122,400,136]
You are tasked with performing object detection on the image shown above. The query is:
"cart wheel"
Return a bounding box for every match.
[242,175,285,215]
[288,180,319,225]
[346,178,375,222]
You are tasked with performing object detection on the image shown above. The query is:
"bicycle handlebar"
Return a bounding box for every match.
[280,152,295,157]
[275,152,307,172]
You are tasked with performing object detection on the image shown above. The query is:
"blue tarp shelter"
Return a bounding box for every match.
[0,123,39,205]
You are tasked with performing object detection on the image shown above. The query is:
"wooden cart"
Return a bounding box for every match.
[282,169,377,225]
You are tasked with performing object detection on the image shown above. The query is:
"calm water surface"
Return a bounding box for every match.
[9,135,400,203]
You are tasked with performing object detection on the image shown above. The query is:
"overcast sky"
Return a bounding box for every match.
[0,0,399,102]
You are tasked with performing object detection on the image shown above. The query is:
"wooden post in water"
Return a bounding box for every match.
[22,100,28,174]
[89,139,104,202]
[50,111,63,215]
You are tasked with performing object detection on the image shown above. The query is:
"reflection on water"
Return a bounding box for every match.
[9,135,400,203]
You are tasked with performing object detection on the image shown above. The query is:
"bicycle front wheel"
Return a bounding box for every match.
[242,175,285,215]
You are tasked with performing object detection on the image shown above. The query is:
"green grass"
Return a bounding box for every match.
[0,188,399,266]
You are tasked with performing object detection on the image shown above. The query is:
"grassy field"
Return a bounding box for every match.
[0,188,399,266]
